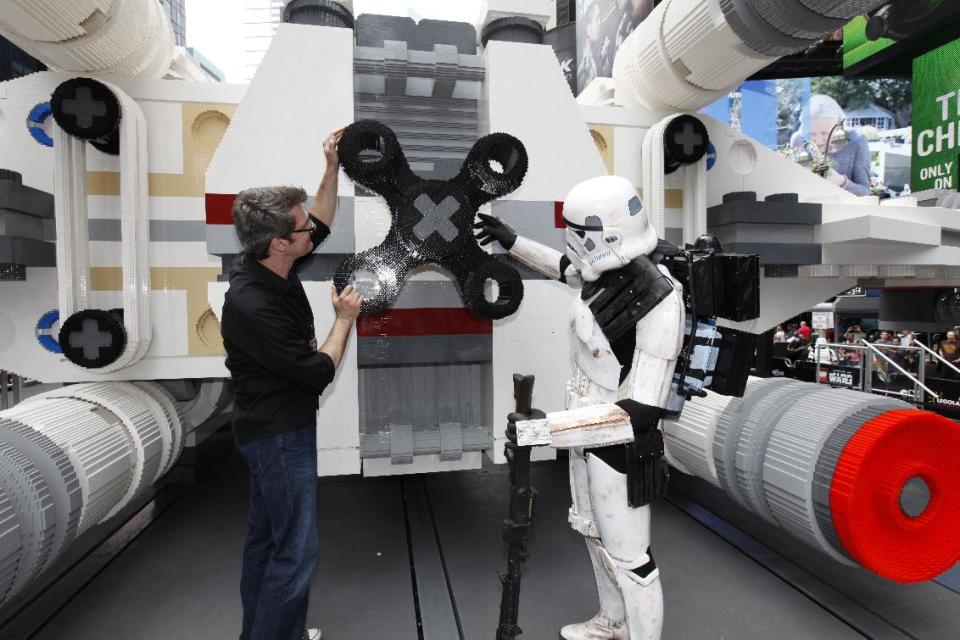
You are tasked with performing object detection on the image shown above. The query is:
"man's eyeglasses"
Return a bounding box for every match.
[290,216,317,234]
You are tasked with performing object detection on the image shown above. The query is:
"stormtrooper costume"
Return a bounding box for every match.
[476,175,684,640]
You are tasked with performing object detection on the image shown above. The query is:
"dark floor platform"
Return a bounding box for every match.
[14,451,960,639]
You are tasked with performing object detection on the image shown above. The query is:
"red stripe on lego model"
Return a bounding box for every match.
[206,193,236,225]
[554,201,566,228]
[829,408,960,583]
[357,308,492,337]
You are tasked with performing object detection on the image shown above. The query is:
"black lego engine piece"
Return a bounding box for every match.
[335,120,528,319]
[707,327,757,397]
[481,16,545,46]
[51,77,122,156]
[661,244,760,323]
[663,114,710,175]
[58,309,127,369]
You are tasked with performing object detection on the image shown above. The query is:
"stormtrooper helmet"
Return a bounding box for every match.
[562,175,658,282]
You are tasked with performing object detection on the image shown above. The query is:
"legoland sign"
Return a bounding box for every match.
[914,39,960,191]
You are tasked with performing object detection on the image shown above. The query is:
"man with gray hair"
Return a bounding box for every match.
[221,128,362,640]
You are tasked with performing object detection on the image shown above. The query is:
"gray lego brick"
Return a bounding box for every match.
[389,424,414,464]
[799,0,888,19]
[812,405,891,558]
[712,222,817,246]
[208,197,355,256]
[664,227,683,246]
[360,425,489,460]
[355,14,477,54]
[88,220,207,242]
[734,379,811,523]
[751,0,848,40]
[0,236,56,267]
[386,280,467,309]
[0,440,52,604]
[708,192,822,227]
[0,210,45,240]
[719,0,814,57]
[490,200,565,253]
[722,242,822,265]
[438,422,463,461]
[205,224,242,255]
[0,417,83,575]
[358,362,492,452]
[764,264,800,278]
[357,335,492,366]
[0,182,54,219]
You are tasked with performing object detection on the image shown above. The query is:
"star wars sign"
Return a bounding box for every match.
[817,365,859,389]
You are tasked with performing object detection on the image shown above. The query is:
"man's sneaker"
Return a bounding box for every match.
[304,629,321,640]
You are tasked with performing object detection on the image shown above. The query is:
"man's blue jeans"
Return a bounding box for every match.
[238,426,319,640]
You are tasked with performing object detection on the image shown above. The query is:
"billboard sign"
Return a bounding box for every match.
[912,38,960,191]
[575,0,654,95]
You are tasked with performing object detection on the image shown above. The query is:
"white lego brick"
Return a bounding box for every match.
[492,280,576,460]
[86,290,189,357]
[86,101,185,175]
[208,281,228,323]
[317,448,361,477]
[88,241,221,269]
[613,125,647,185]
[821,244,960,268]
[484,41,607,203]
[88,196,207,222]
[817,216,941,247]
[206,24,355,197]
[304,282,360,451]
[701,116,849,207]
[0,269,230,383]
[362,452,483,477]
[353,197,391,253]
[478,0,554,30]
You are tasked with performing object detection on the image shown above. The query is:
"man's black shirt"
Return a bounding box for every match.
[222,250,335,445]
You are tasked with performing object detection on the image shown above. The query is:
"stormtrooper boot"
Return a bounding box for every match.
[615,558,663,640]
[559,539,627,640]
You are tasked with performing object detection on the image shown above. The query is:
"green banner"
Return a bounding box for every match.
[913,39,960,191]
[843,16,895,70]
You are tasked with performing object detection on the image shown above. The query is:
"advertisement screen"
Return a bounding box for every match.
[575,0,654,95]
[912,39,960,191]
[844,3,960,77]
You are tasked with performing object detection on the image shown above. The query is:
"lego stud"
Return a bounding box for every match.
[57,309,127,369]
[663,115,709,175]
[50,77,122,155]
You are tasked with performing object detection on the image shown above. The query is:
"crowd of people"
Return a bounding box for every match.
[772,321,960,380]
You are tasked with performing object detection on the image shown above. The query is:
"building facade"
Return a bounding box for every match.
[243,0,286,83]
[161,0,187,47]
